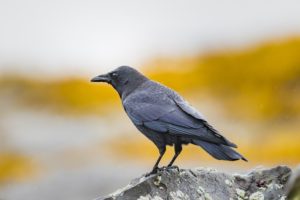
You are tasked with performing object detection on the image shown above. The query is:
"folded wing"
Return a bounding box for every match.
[124,91,237,147]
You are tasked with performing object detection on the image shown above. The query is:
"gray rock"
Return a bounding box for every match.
[96,166,292,200]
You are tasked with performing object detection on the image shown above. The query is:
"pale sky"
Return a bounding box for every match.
[0,0,300,75]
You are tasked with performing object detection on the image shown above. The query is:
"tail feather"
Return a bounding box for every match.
[193,140,247,161]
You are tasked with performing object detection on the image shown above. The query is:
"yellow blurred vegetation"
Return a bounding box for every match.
[0,36,299,167]
[0,153,36,183]
[0,76,119,115]
[1,37,299,121]
[147,37,300,121]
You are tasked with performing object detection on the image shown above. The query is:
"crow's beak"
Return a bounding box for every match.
[90,74,111,83]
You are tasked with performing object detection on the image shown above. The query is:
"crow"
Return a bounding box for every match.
[91,66,247,175]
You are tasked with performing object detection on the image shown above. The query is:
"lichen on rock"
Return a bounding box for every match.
[249,191,264,200]
[96,166,294,200]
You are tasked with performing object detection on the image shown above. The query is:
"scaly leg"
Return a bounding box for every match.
[167,142,182,167]
[146,146,166,176]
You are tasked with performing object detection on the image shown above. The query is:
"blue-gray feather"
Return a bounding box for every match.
[124,80,237,148]
[95,66,247,163]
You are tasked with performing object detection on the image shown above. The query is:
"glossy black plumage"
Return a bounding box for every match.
[91,66,247,174]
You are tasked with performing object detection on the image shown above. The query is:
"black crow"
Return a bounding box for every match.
[91,66,247,175]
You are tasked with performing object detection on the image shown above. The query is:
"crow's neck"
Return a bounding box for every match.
[119,76,148,99]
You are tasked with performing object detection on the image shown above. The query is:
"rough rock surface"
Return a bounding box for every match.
[96,166,292,200]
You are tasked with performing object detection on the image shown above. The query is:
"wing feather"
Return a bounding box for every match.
[124,84,236,147]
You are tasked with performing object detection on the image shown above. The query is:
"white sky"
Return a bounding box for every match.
[0,0,300,75]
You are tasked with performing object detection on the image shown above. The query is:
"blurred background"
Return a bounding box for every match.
[1,0,300,199]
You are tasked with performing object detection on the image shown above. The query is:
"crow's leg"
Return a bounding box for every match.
[151,147,166,172]
[167,142,182,167]
[146,146,166,176]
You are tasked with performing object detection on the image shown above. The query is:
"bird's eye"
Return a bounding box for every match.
[111,72,118,78]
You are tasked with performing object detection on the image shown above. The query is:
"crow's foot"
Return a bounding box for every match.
[145,165,180,177]
[166,165,180,171]
[145,167,160,177]
[158,165,180,172]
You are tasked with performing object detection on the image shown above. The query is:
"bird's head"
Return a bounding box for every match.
[91,66,148,98]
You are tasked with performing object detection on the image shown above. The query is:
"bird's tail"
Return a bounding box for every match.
[193,139,247,161]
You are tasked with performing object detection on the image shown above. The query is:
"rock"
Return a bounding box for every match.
[96,166,292,200]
